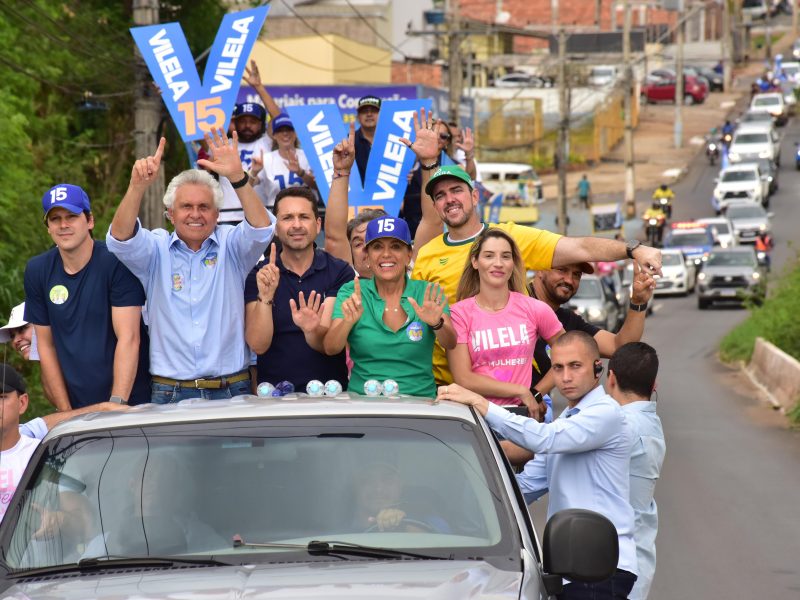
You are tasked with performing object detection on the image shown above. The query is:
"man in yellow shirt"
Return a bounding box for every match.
[412,165,663,384]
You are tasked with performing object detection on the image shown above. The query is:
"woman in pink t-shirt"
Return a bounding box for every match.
[448,229,564,408]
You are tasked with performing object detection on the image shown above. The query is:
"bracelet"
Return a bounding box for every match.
[532,390,544,404]
[231,171,250,189]
[629,300,648,312]
[332,170,350,180]
[259,298,274,306]
[431,317,445,331]
[420,160,440,171]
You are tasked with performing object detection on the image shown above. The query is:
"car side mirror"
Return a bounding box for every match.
[542,509,619,596]
[767,212,775,218]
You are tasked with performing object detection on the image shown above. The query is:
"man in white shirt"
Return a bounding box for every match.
[607,342,666,600]
[440,331,638,599]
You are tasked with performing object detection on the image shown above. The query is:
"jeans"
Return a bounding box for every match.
[558,570,637,600]
[151,378,252,404]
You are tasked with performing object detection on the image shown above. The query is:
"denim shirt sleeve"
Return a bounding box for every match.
[226,210,276,276]
[105,220,158,282]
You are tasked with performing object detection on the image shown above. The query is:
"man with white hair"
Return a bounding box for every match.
[107,129,275,403]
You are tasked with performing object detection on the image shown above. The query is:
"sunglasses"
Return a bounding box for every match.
[439,133,452,141]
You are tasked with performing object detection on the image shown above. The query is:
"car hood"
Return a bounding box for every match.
[716,180,759,192]
[3,560,523,600]
[729,217,767,229]
[701,265,756,276]
[661,264,687,277]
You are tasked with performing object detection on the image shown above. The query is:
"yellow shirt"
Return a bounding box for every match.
[412,222,561,384]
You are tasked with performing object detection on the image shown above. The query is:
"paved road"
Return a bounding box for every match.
[646,111,800,598]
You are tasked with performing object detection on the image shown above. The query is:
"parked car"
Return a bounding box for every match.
[0,397,618,599]
[655,248,697,296]
[727,124,781,166]
[479,162,543,224]
[649,67,710,91]
[563,274,625,332]
[493,72,553,88]
[749,92,788,125]
[588,65,618,87]
[741,0,768,20]
[696,246,766,309]
[712,163,768,212]
[724,201,773,244]
[690,65,724,91]
[641,75,708,105]
[697,216,737,248]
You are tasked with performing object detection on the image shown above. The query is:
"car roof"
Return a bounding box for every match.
[752,92,782,100]
[721,163,758,171]
[735,121,774,132]
[697,217,730,224]
[45,395,477,439]
[660,248,685,256]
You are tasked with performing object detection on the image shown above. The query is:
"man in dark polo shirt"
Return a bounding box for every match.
[528,261,655,394]
[245,186,354,390]
[353,95,381,186]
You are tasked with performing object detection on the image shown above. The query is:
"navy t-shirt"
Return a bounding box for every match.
[244,248,354,390]
[530,306,600,389]
[24,241,150,407]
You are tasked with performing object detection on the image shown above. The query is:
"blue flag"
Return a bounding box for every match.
[131,6,269,142]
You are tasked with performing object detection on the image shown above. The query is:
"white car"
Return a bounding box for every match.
[588,65,618,87]
[780,61,800,83]
[697,217,737,248]
[749,92,788,125]
[727,123,781,165]
[712,164,767,212]
[655,249,696,296]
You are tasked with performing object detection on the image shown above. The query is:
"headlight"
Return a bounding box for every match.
[648,218,658,226]
[698,272,707,281]
[714,189,723,199]
[759,224,767,231]
[708,143,717,150]
[752,272,760,280]
[758,150,771,158]
[587,308,604,321]
[729,152,740,161]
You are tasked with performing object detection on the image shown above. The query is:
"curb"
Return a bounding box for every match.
[744,337,800,415]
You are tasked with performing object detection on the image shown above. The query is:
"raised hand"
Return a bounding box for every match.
[196,128,245,181]
[290,290,323,333]
[130,137,165,189]
[250,150,265,177]
[630,260,656,305]
[332,122,356,172]
[398,107,439,163]
[243,59,263,89]
[285,148,302,174]
[407,283,446,327]
[341,277,364,324]
[631,245,663,278]
[256,243,280,302]
[456,127,475,158]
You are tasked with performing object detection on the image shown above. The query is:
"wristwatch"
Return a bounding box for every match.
[625,239,641,260]
[629,301,648,312]
[109,395,128,405]
[532,390,545,404]
[420,160,440,171]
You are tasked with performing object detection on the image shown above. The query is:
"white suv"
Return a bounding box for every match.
[749,92,788,125]
[727,123,781,165]
[712,164,767,213]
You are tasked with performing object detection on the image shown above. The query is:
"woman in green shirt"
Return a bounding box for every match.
[324,216,456,397]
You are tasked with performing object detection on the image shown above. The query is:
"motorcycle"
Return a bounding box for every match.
[756,250,771,271]
[657,196,673,219]
[706,139,720,165]
[643,214,666,247]
[795,142,800,170]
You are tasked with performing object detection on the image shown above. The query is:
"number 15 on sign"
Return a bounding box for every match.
[177,96,226,137]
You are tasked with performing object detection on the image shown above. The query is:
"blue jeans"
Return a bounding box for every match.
[151,378,252,404]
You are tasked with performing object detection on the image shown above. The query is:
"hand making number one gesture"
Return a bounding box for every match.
[332,122,356,173]
[341,277,364,324]
[407,283,446,327]
[130,136,166,190]
[256,243,281,304]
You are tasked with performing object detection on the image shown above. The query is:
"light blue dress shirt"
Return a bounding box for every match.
[486,386,638,576]
[623,401,665,600]
[106,218,274,380]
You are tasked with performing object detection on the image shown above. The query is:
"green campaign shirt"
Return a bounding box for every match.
[333,276,449,398]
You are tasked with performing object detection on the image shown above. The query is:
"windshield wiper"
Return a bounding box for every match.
[9,555,231,578]
[307,540,451,561]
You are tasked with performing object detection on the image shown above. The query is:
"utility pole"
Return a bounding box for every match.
[623,0,636,218]
[794,0,798,38]
[765,0,772,61]
[722,0,732,92]
[132,0,165,230]
[674,8,685,149]
[595,0,602,30]
[447,0,462,123]
[557,28,568,235]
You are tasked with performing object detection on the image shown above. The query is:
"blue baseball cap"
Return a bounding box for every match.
[232,103,266,121]
[271,112,294,131]
[41,184,91,217]
[365,216,412,247]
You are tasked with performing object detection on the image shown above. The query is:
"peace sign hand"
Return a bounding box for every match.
[341,277,364,324]
[408,283,446,327]
[399,107,439,163]
[285,148,302,174]
[290,290,324,333]
[256,244,280,302]
[130,137,165,189]
[332,122,356,171]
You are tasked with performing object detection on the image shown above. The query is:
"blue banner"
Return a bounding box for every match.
[131,6,269,142]
[287,99,431,217]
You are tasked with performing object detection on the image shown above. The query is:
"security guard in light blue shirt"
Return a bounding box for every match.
[439,330,638,599]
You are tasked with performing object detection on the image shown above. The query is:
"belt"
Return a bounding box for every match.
[152,370,250,389]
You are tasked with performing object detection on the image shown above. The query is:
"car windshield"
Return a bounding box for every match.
[661,253,684,266]
[753,96,780,107]
[727,205,766,219]
[784,65,799,74]
[3,417,517,571]
[733,133,769,144]
[592,68,614,77]
[741,112,772,122]
[706,222,731,235]
[667,232,710,247]
[721,170,757,182]
[706,252,757,267]
[573,278,602,299]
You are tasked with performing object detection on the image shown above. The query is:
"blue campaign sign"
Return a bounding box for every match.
[287,99,431,217]
[130,6,269,142]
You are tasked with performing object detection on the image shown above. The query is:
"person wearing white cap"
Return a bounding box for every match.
[0,302,38,361]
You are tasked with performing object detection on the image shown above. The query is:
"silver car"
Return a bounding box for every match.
[564,274,625,332]
[655,249,696,296]
[696,247,766,309]
[724,202,773,244]
[0,397,617,599]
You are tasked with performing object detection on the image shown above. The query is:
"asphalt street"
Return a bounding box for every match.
[531,104,800,598]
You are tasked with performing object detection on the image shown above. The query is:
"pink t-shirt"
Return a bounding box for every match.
[450,292,562,406]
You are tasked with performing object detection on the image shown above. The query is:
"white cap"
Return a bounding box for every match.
[0,303,28,343]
